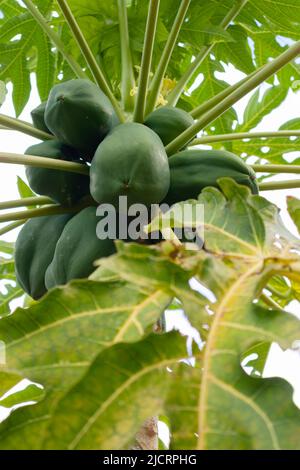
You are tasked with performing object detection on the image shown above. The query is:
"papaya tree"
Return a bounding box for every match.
[0,0,300,450]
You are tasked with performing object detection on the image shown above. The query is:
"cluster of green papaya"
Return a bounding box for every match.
[15,78,258,300]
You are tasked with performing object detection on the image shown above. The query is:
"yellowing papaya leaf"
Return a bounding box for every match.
[0,278,172,449]
[287,196,300,235]
[42,333,189,450]
[146,180,300,449]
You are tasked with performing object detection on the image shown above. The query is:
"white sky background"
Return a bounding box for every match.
[1,67,300,421]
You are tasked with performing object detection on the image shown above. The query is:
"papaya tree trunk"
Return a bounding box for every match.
[132,417,158,450]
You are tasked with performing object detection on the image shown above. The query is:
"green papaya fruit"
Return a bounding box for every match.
[45,79,118,160]
[25,140,90,206]
[144,106,194,147]
[45,207,116,289]
[15,214,72,300]
[90,123,170,208]
[31,101,52,134]
[163,149,259,206]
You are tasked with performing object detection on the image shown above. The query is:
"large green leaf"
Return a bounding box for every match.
[0,278,171,449]
[0,240,23,318]
[147,180,300,449]
[0,280,171,382]
[1,0,298,123]
[0,371,23,398]
[287,195,300,235]
[42,332,188,450]
[237,86,288,133]
[0,0,55,115]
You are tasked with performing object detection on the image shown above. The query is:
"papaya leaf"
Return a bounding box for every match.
[0,249,15,281]
[0,80,6,107]
[186,60,238,135]
[0,371,23,399]
[237,86,288,133]
[214,25,255,75]
[92,242,208,332]
[265,275,295,309]
[146,180,300,449]
[0,280,172,383]
[0,283,24,318]
[167,306,300,450]
[0,239,22,318]
[0,0,55,115]
[0,383,44,409]
[249,0,300,36]
[166,361,201,450]
[231,136,300,165]
[287,195,300,235]
[1,0,298,126]
[0,241,14,255]
[41,332,189,450]
[17,177,35,200]
[0,278,172,448]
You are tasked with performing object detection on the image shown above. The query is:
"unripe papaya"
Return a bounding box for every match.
[25,140,90,206]
[90,123,170,208]
[45,79,118,160]
[15,214,72,300]
[31,101,52,134]
[144,106,194,147]
[164,149,259,206]
[45,207,116,289]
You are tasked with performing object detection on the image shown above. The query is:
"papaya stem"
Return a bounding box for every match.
[133,0,161,123]
[23,0,87,80]
[0,152,89,176]
[167,0,249,107]
[259,180,300,191]
[0,196,53,211]
[190,68,261,120]
[260,292,285,311]
[0,219,27,236]
[0,199,93,223]
[266,283,290,299]
[191,130,300,145]
[252,164,300,174]
[146,0,191,115]
[57,0,126,123]
[165,40,300,156]
[0,114,54,141]
[0,220,27,237]
[118,0,136,111]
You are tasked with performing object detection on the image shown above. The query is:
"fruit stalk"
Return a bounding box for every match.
[0,196,53,211]
[260,292,285,312]
[167,0,249,106]
[252,164,300,174]
[259,179,300,191]
[0,220,26,237]
[191,130,300,145]
[0,199,93,223]
[118,0,136,111]
[146,0,191,114]
[166,40,300,155]
[0,152,89,175]
[133,0,161,123]
[23,0,87,80]
[0,114,53,141]
[57,0,125,123]
[190,69,261,119]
